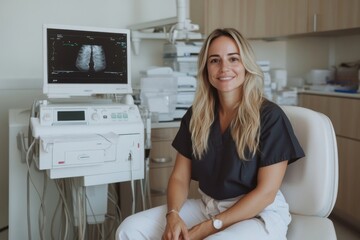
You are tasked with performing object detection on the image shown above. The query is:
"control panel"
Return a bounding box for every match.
[39,102,141,126]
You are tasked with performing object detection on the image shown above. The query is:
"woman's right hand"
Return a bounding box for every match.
[162,212,190,240]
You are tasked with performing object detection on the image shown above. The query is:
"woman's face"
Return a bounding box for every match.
[206,36,246,93]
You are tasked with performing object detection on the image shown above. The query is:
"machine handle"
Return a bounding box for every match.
[313,13,317,32]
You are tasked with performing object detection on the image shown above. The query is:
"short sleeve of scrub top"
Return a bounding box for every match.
[172,100,305,200]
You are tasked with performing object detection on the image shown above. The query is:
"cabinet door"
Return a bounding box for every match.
[298,93,331,115]
[204,0,268,38]
[205,0,307,38]
[299,93,360,140]
[308,0,338,32]
[299,93,360,230]
[267,0,308,36]
[240,0,268,38]
[326,96,360,140]
[333,137,360,230]
[149,127,201,207]
[336,0,360,30]
[204,0,242,34]
[308,0,360,32]
[150,128,178,168]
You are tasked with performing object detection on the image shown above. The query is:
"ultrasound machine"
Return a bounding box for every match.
[19,24,149,240]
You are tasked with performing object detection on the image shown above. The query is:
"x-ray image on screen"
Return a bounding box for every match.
[47,28,128,84]
[76,45,106,72]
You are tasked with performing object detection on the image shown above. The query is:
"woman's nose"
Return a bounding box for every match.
[220,60,230,71]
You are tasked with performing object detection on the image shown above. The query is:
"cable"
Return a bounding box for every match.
[129,152,136,215]
[73,179,86,240]
[144,156,152,209]
[139,179,146,211]
[0,226,8,232]
[54,179,73,240]
[108,184,122,223]
[38,172,48,240]
[26,138,42,240]
[105,184,122,239]
[51,190,62,240]
[79,183,87,240]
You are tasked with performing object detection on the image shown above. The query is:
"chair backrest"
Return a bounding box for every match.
[280,106,338,218]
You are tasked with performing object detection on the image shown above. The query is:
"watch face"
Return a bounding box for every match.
[213,219,223,229]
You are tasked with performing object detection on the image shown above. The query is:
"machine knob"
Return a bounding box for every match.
[42,113,52,122]
[91,113,100,121]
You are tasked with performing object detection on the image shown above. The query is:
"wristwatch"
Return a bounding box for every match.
[210,216,223,230]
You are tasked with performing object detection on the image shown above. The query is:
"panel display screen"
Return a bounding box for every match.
[57,111,85,121]
[47,28,128,84]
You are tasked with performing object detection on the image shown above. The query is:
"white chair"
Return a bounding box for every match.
[281,106,339,240]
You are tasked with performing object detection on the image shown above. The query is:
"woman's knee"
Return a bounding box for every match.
[116,215,141,240]
[116,206,166,240]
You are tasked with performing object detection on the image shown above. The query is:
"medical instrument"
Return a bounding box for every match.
[14,23,148,240]
[128,0,203,55]
[43,24,132,98]
[25,98,144,239]
[31,101,144,184]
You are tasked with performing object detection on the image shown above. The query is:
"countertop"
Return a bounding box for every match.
[151,120,180,129]
[150,89,360,129]
[299,89,360,99]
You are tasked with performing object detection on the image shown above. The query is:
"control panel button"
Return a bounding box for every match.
[91,113,100,121]
[42,113,52,122]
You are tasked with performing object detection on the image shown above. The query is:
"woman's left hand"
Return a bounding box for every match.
[188,219,216,240]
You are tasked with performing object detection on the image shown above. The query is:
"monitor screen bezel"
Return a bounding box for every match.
[43,24,132,98]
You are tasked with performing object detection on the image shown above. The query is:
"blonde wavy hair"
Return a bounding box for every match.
[190,28,264,160]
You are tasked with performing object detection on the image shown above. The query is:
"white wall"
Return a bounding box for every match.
[0,0,177,230]
[286,34,360,84]
[251,40,287,69]
[333,34,360,66]
[286,37,331,80]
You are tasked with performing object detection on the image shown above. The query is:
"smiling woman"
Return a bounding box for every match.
[116,28,305,240]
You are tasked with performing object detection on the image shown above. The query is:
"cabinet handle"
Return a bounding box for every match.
[313,14,317,32]
[151,157,172,163]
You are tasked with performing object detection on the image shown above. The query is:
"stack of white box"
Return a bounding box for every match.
[163,42,202,76]
[163,42,202,119]
[257,61,272,100]
[173,74,197,119]
[139,67,178,122]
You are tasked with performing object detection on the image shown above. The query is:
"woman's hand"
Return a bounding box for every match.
[162,213,190,240]
[188,219,215,240]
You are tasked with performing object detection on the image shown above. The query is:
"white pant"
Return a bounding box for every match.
[116,190,291,240]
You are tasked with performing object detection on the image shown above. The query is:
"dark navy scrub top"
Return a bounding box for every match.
[172,100,305,200]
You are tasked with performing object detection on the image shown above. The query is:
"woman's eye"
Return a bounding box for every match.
[230,57,240,62]
[209,58,219,64]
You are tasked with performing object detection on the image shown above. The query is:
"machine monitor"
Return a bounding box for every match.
[43,24,132,98]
